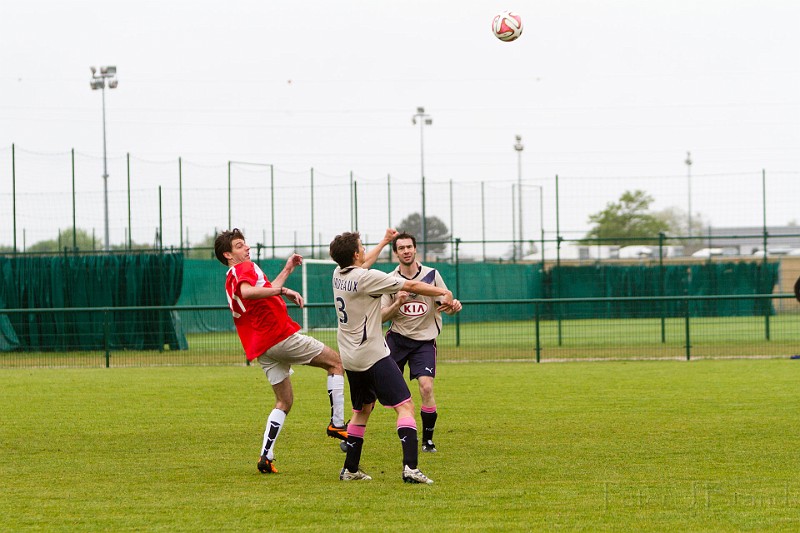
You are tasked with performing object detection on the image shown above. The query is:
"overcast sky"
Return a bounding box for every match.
[1,1,798,252]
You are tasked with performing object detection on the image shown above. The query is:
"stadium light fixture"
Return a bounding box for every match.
[412,106,433,259]
[90,65,118,251]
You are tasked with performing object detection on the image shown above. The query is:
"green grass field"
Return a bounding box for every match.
[2,360,799,531]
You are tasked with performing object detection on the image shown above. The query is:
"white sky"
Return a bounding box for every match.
[1,1,799,254]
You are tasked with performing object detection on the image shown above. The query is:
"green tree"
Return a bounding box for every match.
[583,190,670,245]
[109,240,158,252]
[27,228,101,253]
[653,206,709,236]
[396,213,450,254]
[185,233,217,259]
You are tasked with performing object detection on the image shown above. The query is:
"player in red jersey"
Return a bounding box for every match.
[215,228,347,474]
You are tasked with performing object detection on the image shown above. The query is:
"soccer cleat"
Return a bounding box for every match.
[327,423,348,441]
[402,465,434,484]
[339,467,372,481]
[422,440,438,453]
[257,455,278,474]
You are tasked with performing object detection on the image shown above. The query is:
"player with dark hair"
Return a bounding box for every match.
[381,232,462,453]
[215,228,348,475]
[329,228,454,483]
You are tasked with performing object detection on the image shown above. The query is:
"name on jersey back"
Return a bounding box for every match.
[333,277,358,292]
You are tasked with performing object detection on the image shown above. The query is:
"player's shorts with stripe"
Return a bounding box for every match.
[257,333,324,385]
[345,355,412,411]
[386,330,437,380]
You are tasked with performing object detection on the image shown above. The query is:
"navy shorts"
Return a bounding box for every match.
[386,330,437,380]
[345,355,412,410]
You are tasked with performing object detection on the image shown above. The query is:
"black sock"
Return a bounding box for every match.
[397,426,418,469]
[421,409,438,443]
[344,429,365,472]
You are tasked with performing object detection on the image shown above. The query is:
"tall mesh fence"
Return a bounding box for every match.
[2,145,799,259]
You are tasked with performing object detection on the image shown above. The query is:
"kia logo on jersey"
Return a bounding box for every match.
[400,301,428,316]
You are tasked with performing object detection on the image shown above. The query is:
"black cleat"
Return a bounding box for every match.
[257,455,277,474]
[422,440,437,453]
[327,423,348,441]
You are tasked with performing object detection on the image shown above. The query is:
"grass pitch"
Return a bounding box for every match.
[2,360,800,531]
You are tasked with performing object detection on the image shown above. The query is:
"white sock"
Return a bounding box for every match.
[261,408,286,461]
[327,374,345,427]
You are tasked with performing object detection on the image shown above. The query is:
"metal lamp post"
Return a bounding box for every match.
[514,135,524,260]
[412,106,432,259]
[90,65,118,251]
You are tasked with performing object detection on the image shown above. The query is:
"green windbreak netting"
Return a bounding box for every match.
[547,262,778,319]
[177,260,546,331]
[290,261,544,328]
[437,262,545,324]
[176,259,777,333]
[178,259,234,332]
[0,254,186,352]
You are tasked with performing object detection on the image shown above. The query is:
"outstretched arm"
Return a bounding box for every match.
[272,253,303,288]
[362,228,399,269]
[401,279,453,306]
[239,253,305,307]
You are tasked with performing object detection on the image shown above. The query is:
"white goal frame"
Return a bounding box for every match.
[299,258,337,332]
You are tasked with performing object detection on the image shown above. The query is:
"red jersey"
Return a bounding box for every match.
[225,261,300,360]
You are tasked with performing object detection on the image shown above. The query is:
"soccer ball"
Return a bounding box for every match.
[492,11,523,42]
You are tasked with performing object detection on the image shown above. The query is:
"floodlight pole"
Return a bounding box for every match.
[412,107,432,259]
[90,65,118,251]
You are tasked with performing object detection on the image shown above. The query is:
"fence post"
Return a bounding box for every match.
[386,174,392,261]
[455,238,461,347]
[761,170,771,341]
[104,308,110,368]
[270,164,276,258]
[684,297,691,361]
[535,301,541,363]
[556,236,563,347]
[158,186,163,251]
[555,175,562,346]
[450,179,455,263]
[127,153,132,250]
[178,157,183,250]
[659,232,666,343]
[71,148,77,251]
[12,143,17,254]
[480,181,486,262]
[310,167,315,258]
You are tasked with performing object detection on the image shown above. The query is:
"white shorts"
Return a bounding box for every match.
[257,333,325,385]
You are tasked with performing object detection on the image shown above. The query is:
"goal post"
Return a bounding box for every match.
[299,258,337,332]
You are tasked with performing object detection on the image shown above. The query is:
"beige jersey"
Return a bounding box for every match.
[381,263,448,341]
[333,265,404,371]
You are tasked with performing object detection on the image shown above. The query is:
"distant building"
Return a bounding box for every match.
[693,225,800,255]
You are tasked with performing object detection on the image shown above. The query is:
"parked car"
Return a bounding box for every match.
[751,248,793,258]
[691,247,739,258]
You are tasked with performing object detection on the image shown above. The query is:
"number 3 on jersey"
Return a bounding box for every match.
[335,296,348,324]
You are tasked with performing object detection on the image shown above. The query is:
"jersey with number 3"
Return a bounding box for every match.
[332,266,403,371]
